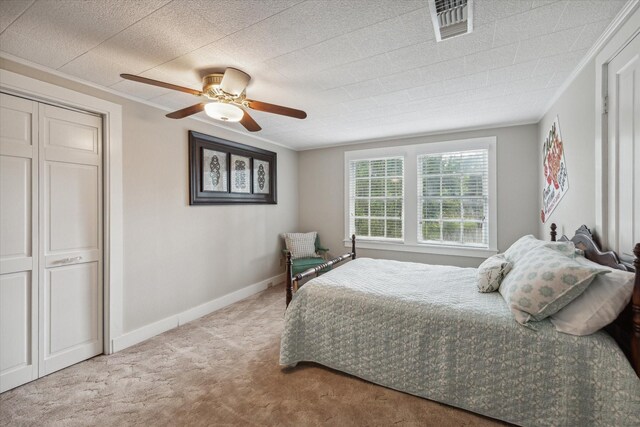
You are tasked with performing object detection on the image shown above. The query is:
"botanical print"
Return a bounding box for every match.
[202,149,228,192]
[253,159,270,194]
[541,116,569,223]
[230,154,251,193]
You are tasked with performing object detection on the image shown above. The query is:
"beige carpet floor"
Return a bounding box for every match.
[1,284,507,426]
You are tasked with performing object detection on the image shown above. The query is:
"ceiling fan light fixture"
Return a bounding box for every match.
[204,102,244,122]
[120,68,306,132]
[220,68,251,97]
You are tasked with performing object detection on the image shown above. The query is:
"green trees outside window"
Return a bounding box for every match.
[350,157,403,240]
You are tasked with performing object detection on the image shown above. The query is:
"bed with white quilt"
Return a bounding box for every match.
[280,227,640,426]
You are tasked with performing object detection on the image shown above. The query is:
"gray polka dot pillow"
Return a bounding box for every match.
[503,235,576,264]
[477,254,512,293]
[499,246,609,325]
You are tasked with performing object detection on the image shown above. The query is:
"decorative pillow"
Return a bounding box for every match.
[498,246,609,324]
[550,255,635,336]
[477,254,512,293]
[503,234,576,264]
[283,232,317,259]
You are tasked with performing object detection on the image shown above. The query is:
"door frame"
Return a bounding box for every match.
[595,1,640,250]
[0,69,123,355]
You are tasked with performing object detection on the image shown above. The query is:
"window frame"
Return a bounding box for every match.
[348,156,405,242]
[417,149,490,248]
[344,137,497,258]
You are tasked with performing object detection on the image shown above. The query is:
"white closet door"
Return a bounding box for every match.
[0,94,39,392]
[608,33,640,259]
[39,104,103,376]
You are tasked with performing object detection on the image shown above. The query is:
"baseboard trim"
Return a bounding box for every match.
[111,273,285,353]
[111,316,177,353]
[177,273,285,325]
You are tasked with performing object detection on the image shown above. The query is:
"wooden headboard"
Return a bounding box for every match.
[550,223,640,377]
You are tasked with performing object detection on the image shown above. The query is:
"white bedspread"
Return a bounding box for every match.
[280,258,640,426]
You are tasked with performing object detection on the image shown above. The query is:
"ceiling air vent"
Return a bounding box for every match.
[428,0,473,41]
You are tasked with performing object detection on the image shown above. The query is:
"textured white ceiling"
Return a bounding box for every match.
[0,0,627,149]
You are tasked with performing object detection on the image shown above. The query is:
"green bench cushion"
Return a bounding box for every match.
[291,257,331,276]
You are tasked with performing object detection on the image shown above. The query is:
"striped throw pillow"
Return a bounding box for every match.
[283,232,317,259]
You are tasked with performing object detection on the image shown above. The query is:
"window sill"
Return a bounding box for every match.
[343,239,497,258]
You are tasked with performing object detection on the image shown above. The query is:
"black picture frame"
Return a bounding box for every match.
[189,131,277,205]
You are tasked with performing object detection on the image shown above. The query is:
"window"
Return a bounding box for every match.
[418,150,489,247]
[344,137,496,258]
[348,157,404,240]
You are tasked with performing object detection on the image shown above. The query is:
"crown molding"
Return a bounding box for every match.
[0,52,294,151]
[537,0,640,121]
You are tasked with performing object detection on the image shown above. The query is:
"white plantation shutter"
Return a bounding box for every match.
[349,157,404,240]
[418,149,489,247]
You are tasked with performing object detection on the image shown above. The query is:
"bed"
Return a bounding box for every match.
[280,226,640,426]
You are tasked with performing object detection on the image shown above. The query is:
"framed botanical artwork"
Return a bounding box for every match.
[189,131,277,205]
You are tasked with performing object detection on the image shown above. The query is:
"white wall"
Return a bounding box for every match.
[537,4,640,246]
[119,104,297,332]
[298,124,540,268]
[537,60,597,240]
[0,59,298,336]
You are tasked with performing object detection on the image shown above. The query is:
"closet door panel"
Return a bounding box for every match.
[0,93,38,393]
[0,273,31,369]
[42,104,100,166]
[42,263,99,374]
[39,103,102,377]
[614,35,639,258]
[46,264,99,353]
[0,272,34,392]
[0,107,31,144]
[0,94,34,158]
[43,103,99,152]
[45,162,99,256]
[0,156,31,272]
[607,33,640,257]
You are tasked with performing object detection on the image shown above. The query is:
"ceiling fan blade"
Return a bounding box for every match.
[166,103,206,119]
[220,68,251,97]
[120,74,202,96]
[245,99,307,119]
[240,110,262,132]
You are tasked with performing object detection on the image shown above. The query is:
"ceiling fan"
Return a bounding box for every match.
[120,68,307,132]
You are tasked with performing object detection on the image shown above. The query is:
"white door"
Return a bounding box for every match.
[0,94,39,392]
[39,104,103,375]
[607,33,640,259]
